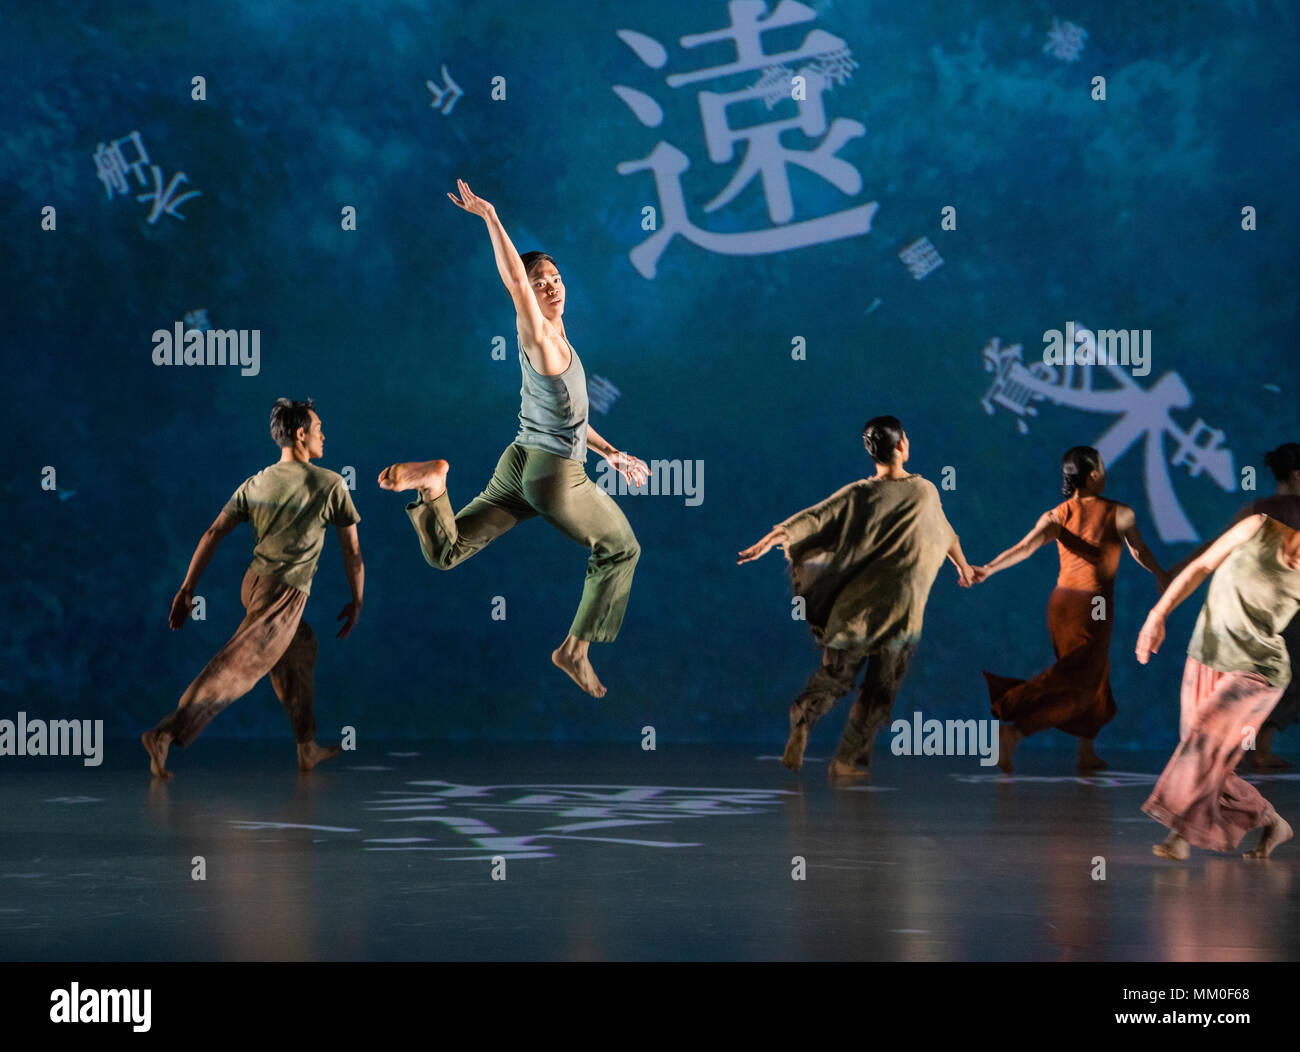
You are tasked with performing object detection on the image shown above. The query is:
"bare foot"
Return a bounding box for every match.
[378,459,449,496]
[782,724,809,771]
[141,730,173,780]
[1245,812,1293,859]
[827,758,869,779]
[297,741,341,772]
[998,724,1021,775]
[551,647,607,698]
[1077,740,1108,771]
[1152,832,1190,860]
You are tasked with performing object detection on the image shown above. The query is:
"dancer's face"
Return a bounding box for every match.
[297,410,325,459]
[528,261,565,322]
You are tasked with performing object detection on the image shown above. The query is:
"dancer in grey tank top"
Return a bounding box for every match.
[379,180,648,698]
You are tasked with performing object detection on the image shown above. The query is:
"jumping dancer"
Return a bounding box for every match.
[142,399,364,778]
[977,447,1168,773]
[379,179,647,698]
[1137,513,1300,859]
[1169,442,1300,769]
[738,416,976,777]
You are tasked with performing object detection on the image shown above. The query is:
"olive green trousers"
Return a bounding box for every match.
[405,442,640,643]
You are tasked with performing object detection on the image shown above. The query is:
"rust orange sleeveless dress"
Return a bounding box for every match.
[983,497,1123,738]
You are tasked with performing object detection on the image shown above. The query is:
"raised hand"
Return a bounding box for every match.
[447,178,496,220]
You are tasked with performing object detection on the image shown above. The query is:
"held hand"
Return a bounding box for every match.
[168,588,194,631]
[738,526,788,565]
[1136,613,1166,665]
[606,451,649,489]
[956,563,976,588]
[970,565,991,585]
[336,600,363,640]
[447,178,496,220]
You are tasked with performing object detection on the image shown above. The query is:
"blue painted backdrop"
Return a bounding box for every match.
[7,0,1298,746]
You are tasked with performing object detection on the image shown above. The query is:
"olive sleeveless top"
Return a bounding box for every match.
[1188,516,1300,687]
[515,334,588,462]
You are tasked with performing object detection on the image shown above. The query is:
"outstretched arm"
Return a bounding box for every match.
[978,511,1059,581]
[1136,513,1265,663]
[587,422,649,488]
[738,525,790,564]
[447,179,548,352]
[1115,504,1169,590]
[335,523,364,639]
[170,511,240,629]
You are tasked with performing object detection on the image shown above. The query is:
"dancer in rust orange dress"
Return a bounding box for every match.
[975,447,1169,773]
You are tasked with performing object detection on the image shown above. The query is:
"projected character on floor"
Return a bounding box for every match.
[379,180,648,699]
[738,416,976,778]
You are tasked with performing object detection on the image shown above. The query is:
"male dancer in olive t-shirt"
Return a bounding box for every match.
[142,398,365,778]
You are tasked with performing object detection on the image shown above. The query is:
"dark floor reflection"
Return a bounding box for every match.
[1,741,1297,960]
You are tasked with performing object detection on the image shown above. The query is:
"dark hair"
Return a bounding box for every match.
[862,416,905,465]
[520,251,555,280]
[270,397,316,447]
[1061,446,1102,496]
[1264,443,1300,482]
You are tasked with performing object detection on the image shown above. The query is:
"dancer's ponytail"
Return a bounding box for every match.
[1061,446,1102,497]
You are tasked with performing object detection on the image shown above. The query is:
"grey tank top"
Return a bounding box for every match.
[515,334,588,462]
[1188,516,1300,687]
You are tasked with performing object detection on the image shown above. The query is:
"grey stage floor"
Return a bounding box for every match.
[1,739,1298,961]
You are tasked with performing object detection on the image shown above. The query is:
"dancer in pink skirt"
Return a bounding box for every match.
[1136,514,1300,859]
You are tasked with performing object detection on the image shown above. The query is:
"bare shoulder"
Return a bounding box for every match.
[518,322,569,371]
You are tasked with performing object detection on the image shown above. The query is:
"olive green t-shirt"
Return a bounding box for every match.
[1188,516,1300,687]
[780,474,957,654]
[223,461,360,595]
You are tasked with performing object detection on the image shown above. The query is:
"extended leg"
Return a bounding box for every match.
[403,446,537,570]
[268,619,336,771]
[144,571,307,778]
[830,642,916,776]
[784,647,866,771]
[521,450,641,697]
